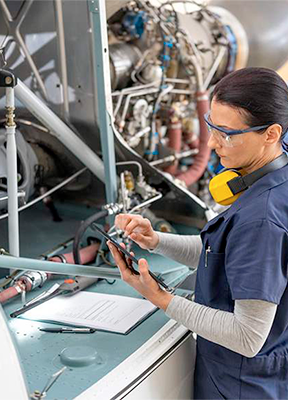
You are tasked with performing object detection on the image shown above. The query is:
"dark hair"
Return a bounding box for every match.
[212,67,288,144]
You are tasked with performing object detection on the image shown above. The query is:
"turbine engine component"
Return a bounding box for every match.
[0,0,288,220]
[210,0,288,70]
[109,1,248,187]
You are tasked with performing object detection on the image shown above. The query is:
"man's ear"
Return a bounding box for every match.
[265,124,282,144]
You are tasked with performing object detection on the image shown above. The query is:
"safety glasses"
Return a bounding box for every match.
[204,112,270,147]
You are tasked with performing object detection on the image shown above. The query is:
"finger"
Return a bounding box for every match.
[129,232,149,247]
[138,258,151,280]
[118,243,135,268]
[126,251,135,268]
[115,214,132,231]
[138,259,160,288]
[124,218,144,236]
[107,241,121,261]
[119,243,135,259]
[107,242,130,273]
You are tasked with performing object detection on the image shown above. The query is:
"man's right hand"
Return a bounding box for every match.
[115,214,159,250]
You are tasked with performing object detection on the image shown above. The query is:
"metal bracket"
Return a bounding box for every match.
[0,69,17,88]
[89,0,100,13]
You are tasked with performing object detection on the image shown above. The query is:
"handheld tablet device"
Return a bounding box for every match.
[93,224,174,292]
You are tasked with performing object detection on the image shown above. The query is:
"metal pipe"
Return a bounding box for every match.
[0,118,49,133]
[113,81,159,117]
[54,0,69,117]
[0,191,25,202]
[120,87,159,126]
[0,243,101,304]
[5,87,19,257]
[171,89,195,95]
[0,0,49,99]
[0,168,87,221]
[116,161,143,178]
[165,78,190,84]
[14,80,106,182]
[0,254,121,279]
[89,0,117,207]
[130,193,163,213]
[150,148,198,166]
[203,46,226,91]
[0,0,12,21]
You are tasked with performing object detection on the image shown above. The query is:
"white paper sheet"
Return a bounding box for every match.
[21,291,157,334]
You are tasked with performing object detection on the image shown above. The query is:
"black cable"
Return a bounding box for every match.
[73,209,109,265]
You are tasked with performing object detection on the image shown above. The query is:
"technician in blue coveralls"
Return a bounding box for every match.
[108,67,288,399]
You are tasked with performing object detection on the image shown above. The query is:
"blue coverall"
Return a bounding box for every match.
[194,164,288,399]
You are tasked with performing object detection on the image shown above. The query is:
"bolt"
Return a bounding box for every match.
[5,76,12,85]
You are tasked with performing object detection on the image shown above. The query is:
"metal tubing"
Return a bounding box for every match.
[150,149,198,167]
[5,87,19,257]
[130,193,163,213]
[113,82,158,117]
[14,79,106,182]
[0,167,87,221]
[54,0,69,117]
[203,46,226,91]
[0,0,48,99]
[0,254,121,279]
[89,0,118,206]
[0,192,25,203]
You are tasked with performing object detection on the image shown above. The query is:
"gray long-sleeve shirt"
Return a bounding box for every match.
[152,232,277,357]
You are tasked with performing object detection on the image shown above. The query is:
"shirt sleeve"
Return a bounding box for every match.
[166,296,277,358]
[225,220,288,304]
[150,232,202,269]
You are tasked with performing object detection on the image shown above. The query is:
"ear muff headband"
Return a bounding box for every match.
[209,153,288,206]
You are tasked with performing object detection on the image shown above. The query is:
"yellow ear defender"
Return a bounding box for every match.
[209,153,288,206]
[209,169,245,206]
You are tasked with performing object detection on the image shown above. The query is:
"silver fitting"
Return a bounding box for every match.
[52,254,67,263]
[5,106,16,127]
[20,271,47,290]
[103,203,123,215]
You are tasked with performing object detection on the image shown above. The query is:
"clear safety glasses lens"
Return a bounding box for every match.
[208,128,244,148]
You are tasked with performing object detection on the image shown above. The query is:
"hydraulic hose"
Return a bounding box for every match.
[49,242,100,265]
[0,243,101,304]
[177,91,211,186]
[165,121,182,175]
[0,284,24,303]
[73,209,109,265]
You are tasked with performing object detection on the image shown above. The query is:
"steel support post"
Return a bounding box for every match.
[0,70,19,256]
[89,0,118,209]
